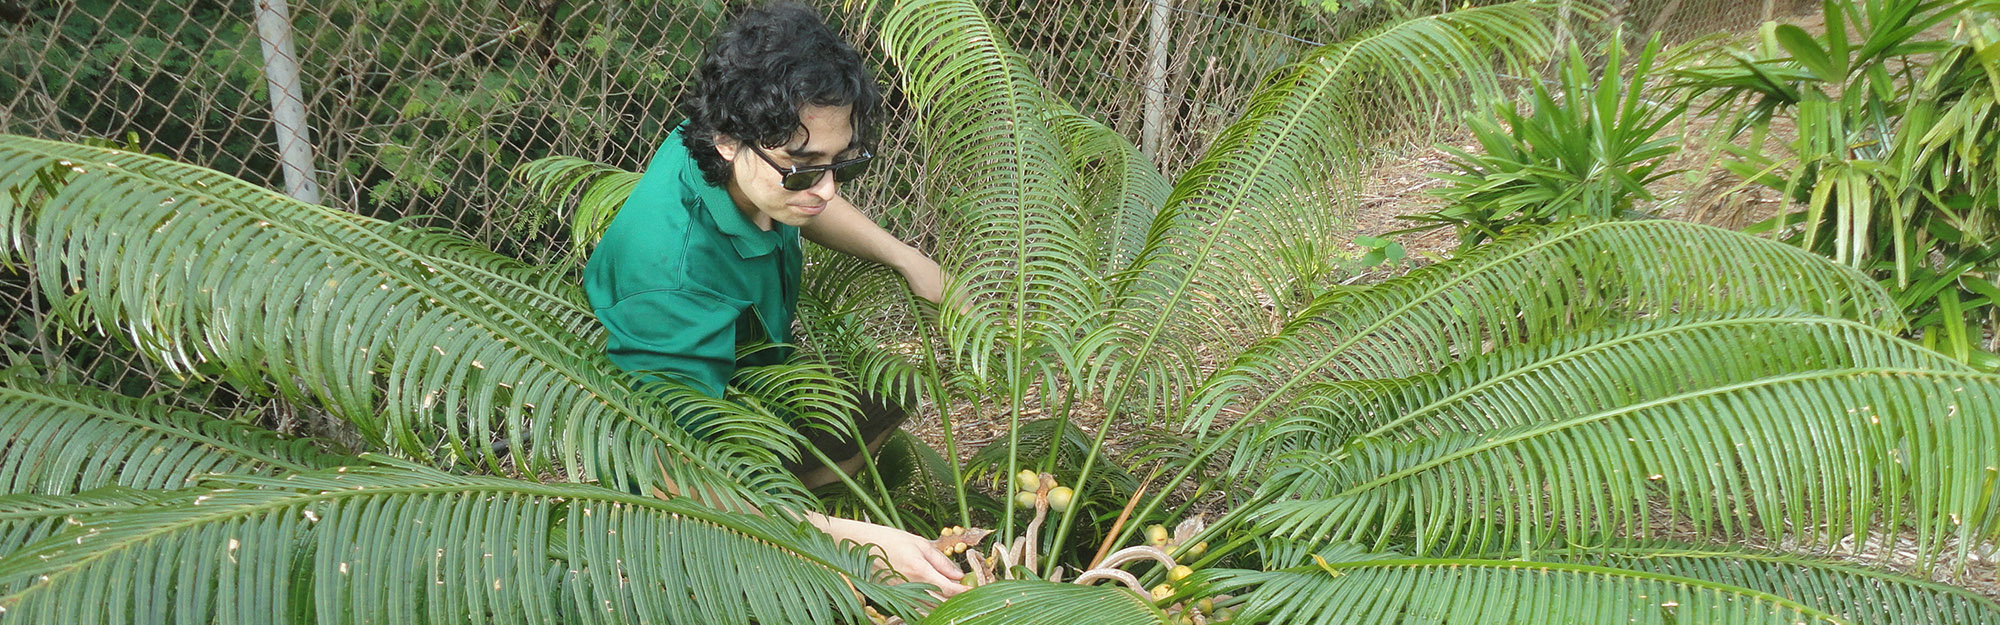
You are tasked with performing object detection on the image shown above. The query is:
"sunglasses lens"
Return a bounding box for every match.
[781,171,822,191]
[833,160,870,183]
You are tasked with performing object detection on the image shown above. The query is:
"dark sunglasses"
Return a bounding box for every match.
[747,144,874,191]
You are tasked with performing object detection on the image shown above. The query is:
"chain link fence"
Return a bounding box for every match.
[0,0,1810,425]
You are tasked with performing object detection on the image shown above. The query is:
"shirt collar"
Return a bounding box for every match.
[676,141,782,259]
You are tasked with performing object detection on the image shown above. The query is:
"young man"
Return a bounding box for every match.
[582,2,967,597]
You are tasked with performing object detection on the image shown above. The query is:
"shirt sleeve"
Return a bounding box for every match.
[595,288,738,398]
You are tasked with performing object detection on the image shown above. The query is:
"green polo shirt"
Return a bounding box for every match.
[584,128,802,399]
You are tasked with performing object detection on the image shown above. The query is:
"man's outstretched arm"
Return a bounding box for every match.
[800,197,945,304]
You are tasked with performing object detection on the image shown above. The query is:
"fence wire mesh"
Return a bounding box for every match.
[0,0,1811,425]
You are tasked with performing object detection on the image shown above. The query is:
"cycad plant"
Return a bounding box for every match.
[0,0,1996,624]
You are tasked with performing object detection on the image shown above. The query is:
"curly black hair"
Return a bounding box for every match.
[680,1,882,187]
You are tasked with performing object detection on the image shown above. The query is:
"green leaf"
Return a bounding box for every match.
[0,488,150,561]
[0,375,355,495]
[1269,312,1963,451]
[0,135,807,511]
[924,581,1165,625]
[1089,0,1585,419]
[1186,220,1901,432]
[0,462,931,625]
[1212,557,1843,624]
[1257,368,2000,570]
[881,0,1092,380]
[1556,543,2000,625]
[511,155,643,267]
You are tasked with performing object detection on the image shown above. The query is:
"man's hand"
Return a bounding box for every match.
[809,514,969,598]
[896,253,947,305]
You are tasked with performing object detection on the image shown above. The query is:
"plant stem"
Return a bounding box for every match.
[910,296,971,526]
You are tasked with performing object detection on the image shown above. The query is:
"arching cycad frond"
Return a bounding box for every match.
[1274,312,1965,448]
[964,418,1139,498]
[880,0,1094,379]
[925,581,1165,625]
[1187,220,1902,431]
[1092,1,1585,419]
[512,155,642,264]
[1209,557,1842,625]
[796,299,930,410]
[0,135,804,511]
[373,223,602,341]
[0,462,931,625]
[726,350,862,461]
[0,375,353,495]
[793,238,939,407]
[1045,109,1167,276]
[0,489,148,561]
[1255,369,2000,571]
[1546,544,2000,625]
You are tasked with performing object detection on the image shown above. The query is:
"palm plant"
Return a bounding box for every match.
[1409,32,1689,250]
[0,0,1996,624]
[1676,0,2000,364]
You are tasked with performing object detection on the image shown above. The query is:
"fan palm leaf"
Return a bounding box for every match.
[0,375,353,495]
[1281,312,1966,448]
[0,461,931,625]
[1256,368,2000,571]
[1207,556,1844,625]
[879,0,1094,378]
[1187,220,1903,432]
[0,135,804,511]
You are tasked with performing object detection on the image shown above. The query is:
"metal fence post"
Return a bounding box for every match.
[1141,0,1174,165]
[254,0,323,205]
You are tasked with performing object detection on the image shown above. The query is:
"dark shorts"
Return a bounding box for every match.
[782,392,908,475]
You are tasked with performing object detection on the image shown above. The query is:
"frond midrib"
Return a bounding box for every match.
[1579,544,2000,609]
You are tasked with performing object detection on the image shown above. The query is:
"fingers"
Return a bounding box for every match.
[914,539,969,597]
[920,573,970,598]
[920,542,964,580]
